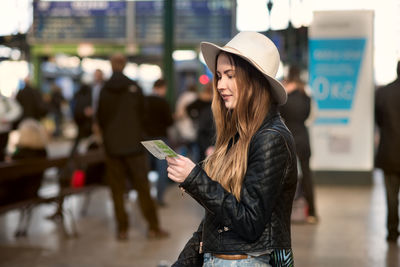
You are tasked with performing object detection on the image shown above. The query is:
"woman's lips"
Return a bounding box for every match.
[221,94,231,101]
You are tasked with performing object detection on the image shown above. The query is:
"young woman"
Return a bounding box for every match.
[166,32,298,267]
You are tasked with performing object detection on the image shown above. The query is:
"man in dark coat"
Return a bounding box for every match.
[375,61,400,243]
[97,53,168,241]
[15,77,48,125]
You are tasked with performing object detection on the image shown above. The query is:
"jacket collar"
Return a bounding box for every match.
[262,104,280,127]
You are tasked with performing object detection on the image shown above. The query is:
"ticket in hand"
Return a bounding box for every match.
[141,140,178,160]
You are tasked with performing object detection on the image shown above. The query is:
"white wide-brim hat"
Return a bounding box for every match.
[200,31,287,105]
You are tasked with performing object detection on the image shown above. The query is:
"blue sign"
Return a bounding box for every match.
[309,38,366,112]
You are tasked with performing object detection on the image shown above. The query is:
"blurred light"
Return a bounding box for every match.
[290,0,313,27]
[172,50,197,61]
[0,46,22,61]
[137,64,162,95]
[199,74,209,85]
[81,57,112,80]
[10,49,21,60]
[55,54,80,68]
[148,171,159,183]
[137,64,160,80]
[270,0,290,30]
[0,46,12,57]
[0,60,29,97]
[237,0,269,31]
[124,62,139,81]
[77,43,95,57]
[0,0,33,36]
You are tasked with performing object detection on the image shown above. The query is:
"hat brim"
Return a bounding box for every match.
[200,41,287,105]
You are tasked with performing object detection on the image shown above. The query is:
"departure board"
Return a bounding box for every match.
[32,1,126,42]
[175,0,233,44]
[135,0,234,45]
[31,0,234,46]
[134,1,164,44]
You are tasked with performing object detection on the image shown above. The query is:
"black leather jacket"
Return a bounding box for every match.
[172,109,298,266]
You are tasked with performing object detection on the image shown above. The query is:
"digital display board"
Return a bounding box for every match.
[32,1,126,42]
[176,0,233,44]
[31,0,234,46]
[135,0,234,45]
[134,1,163,44]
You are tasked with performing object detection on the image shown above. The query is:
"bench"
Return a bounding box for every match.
[0,149,105,238]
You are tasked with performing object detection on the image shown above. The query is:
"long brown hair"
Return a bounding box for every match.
[203,52,272,200]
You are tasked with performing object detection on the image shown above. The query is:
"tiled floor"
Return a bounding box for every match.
[0,140,399,266]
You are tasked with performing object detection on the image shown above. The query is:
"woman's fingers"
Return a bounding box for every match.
[167,166,183,183]
[166,156,181,166]
[167,171,177,181]
[166,155,195,183]
[167,165,178,176]
[167,165,184,177]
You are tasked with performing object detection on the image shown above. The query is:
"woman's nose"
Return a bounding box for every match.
[217,78,226,91]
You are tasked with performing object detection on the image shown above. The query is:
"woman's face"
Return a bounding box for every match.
[216,53,238,110]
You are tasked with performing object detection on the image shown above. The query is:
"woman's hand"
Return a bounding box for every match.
[166,155,196,183]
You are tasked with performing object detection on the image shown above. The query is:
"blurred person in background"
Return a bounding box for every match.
[48,83,65,138]
[143,78,174,207]
[48,80,99,221]
[71,69,105,155]
[186,81,214,162]
[280,65,318,224]
[166,32,297,266]
[91,69,104,116]
[91,69,104,138]
[70,83,94,156]
[0,118,48,206]
[375,60,400,243]
[0,93,22,161]
[15,76,48,126]
[97,53,168,241]
[48,76,103,220]
[173,83,198,160]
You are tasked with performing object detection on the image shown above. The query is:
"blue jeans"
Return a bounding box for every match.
[203,253,272,267]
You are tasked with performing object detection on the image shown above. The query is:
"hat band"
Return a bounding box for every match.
[223,46,268,77]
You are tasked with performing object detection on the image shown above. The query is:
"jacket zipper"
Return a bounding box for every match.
[199,219,205,254]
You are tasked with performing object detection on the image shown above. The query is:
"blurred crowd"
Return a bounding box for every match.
[2,52,398,243]
[0,53,317,241]
[0,53,216,241]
